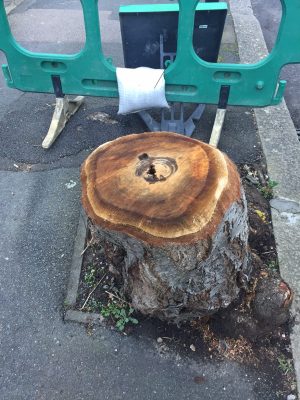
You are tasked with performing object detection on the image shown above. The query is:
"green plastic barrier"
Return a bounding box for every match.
[0,0,299,107]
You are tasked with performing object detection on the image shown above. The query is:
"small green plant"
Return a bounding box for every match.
[85,298,102,313]
[259,180,278,200]
[266,260,279,271]
[84,265,96,286]
[277,355,293,375]
[63,299,70,307]
[101,301,138,331]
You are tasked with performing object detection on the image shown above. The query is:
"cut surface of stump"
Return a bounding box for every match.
[81,132,250,322]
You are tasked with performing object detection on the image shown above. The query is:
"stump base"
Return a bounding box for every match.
[82,133,250,322]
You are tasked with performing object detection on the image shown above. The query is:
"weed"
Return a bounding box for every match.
[277,355,293,375]
[84,265,96,287]
[266,260,279,271]
[259,180,278,200]
[100,301,139,331]
[85,298,102,313]
[63,299,70,307]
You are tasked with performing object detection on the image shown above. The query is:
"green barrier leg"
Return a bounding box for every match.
[42,96,84,149]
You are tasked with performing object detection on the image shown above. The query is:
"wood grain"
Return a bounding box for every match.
[81,132,241,244]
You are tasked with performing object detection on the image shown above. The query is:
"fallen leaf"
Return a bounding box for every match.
[254,209,267,223]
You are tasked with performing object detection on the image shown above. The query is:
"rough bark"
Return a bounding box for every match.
[81,132,250,322]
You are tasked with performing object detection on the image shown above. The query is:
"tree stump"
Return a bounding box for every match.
[81,132,250,322]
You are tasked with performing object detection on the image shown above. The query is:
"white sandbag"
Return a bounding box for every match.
[116,67,169,115]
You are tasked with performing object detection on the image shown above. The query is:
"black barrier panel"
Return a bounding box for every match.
[119,3,227,68]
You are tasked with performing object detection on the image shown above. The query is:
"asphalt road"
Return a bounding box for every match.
[251,0,300,130]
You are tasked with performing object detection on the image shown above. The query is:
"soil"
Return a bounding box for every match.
[71,162,297,399]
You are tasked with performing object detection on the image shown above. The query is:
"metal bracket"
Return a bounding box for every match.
[138,103,205,137]
[159,34,176,69]
[138,35,206,137]
[209,85,230,147]
[42,76,84,149]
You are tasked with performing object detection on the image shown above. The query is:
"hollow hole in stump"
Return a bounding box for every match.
[138,153,149,160]
[148,164,157,177]
[146,164,160,183]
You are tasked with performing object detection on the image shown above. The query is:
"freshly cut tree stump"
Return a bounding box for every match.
[81,132,250,322]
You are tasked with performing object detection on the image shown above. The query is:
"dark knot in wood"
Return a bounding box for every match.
[136,154,178,184]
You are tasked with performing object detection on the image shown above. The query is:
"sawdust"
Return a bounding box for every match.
[87,112,118,124]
